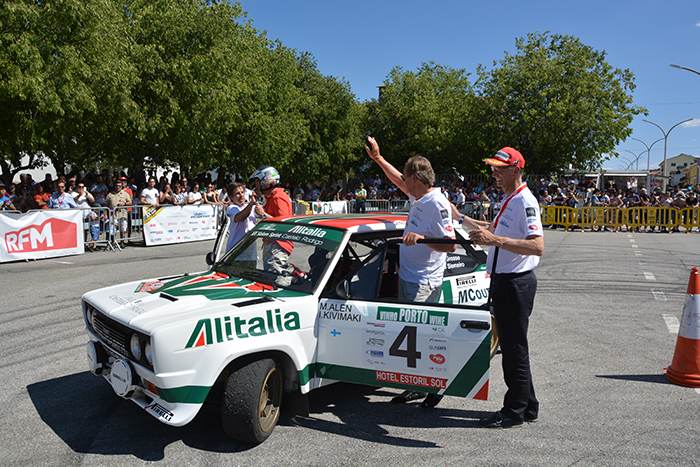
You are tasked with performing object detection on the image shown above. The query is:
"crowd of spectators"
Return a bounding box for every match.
[1,169,236,213]
[530,175,699,232]
[2,171,698,233]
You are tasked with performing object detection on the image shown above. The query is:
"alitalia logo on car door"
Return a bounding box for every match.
[185,309,300,348]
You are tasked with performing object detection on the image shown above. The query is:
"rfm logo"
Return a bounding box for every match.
[5,218,77,252]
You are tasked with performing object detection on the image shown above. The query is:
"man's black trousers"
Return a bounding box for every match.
[490,270,539,422]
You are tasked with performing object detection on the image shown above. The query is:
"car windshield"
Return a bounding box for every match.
[213,222,345,295]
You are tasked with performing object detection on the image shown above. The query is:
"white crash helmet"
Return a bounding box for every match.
[249,166,280,191]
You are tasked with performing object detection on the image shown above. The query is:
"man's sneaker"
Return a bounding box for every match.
[391,390,427,404]
[524,416,539,423]
[421,393,443,408]
[478,411,524,429]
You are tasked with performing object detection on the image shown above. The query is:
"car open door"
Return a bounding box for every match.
[315,239,491,400]
[206,214,230,267]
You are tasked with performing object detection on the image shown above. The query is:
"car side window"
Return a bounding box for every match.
[443,232,484,277]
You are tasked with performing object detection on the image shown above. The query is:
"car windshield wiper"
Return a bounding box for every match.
[235,269,276,291]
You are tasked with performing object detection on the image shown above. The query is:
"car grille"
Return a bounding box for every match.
[84,301,153,371]
[89,305,130,357]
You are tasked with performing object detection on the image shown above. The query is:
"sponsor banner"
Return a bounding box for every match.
[0,210,83,262]
[311,201,348,215]
[250,222,344,251]
[142,205,218,246]
[375,370,447,389]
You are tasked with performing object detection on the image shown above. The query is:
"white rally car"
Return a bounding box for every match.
[82,213,494,444]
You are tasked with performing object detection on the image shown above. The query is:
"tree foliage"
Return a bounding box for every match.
[2,8,643,186]
[366,33,644,176]
[289,52,365,185]
[0,0,137,182]
[366,62,475,173]
[0,0,363,185]
[473,32,645,174]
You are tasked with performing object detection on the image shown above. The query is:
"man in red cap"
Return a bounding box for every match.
[468,147,544,429]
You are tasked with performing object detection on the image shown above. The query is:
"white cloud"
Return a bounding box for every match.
[681,118,700,128]
[697,21,700,27]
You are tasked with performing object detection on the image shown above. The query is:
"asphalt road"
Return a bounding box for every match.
[1,229,699,466]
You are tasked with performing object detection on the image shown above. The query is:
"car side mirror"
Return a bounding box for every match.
[205,252,216,266]
[335,280,351,299]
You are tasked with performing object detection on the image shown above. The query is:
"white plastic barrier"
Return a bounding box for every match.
[141,204,220,246]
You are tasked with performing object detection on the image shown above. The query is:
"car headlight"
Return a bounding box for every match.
[130,334,142,361]
[145,342,153,365]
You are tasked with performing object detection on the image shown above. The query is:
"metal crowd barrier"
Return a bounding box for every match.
[539,205,699,232]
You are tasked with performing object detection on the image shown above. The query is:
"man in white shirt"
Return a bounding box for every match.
[467,147,544,429]
[225,182,262,267]
[366,136,456,408]
[139,177,159,207]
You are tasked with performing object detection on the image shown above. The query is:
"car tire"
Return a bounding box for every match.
[490,312,499,358]
[222,358,283,444]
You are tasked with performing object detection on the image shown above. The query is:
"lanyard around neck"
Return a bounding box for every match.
[492,183,527,229]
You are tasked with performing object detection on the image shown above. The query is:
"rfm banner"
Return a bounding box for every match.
[0,210,84,263]
[142,205,218,246]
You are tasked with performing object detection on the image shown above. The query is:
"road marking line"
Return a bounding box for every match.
[634,251,643,256]
[55,261,74,264]
[652,291,667,301]
[631,244,638,248]
[629,239,636,243]
[644,272,656,281]
[662,315,679,334]
[695,388,700,395]
[627,234,634,238]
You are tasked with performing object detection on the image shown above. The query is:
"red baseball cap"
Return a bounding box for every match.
[483,147,525,169]
[120,176,127,181]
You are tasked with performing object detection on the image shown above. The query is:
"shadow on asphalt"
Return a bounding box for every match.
[27,374,485,460]
[281,382,486,448]
[595,373,673,384]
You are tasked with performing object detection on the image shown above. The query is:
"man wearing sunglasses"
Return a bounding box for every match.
[366,136,456,408]
[46,182,77,209]
[468,147,544,429]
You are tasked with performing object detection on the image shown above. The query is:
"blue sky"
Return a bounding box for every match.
[241,0,699,171]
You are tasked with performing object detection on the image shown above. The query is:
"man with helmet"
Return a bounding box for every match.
[249,166,294,285]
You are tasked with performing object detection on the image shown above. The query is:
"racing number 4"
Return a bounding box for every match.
[389,326,421,368]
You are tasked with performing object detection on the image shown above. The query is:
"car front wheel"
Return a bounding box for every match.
[222,358,283,444]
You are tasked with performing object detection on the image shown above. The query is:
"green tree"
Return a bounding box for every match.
[0,0,137,183]
[120,0,309,180]
[288,52,364,185]
[366,62,475,174]
[474,32,645,174]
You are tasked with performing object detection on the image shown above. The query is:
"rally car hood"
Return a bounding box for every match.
[82,270,308,332]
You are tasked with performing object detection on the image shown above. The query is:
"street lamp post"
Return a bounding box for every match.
[670,64,700,77]
[620,156,635,170]
[631,137,664,190]
[624,150,645,171]
[642,118,692,191]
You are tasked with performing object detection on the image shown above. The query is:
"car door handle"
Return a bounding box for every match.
[460,320,490,330]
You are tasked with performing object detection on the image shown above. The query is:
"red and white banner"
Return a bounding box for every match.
[142,205,218,246]
[0,210,84,262]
